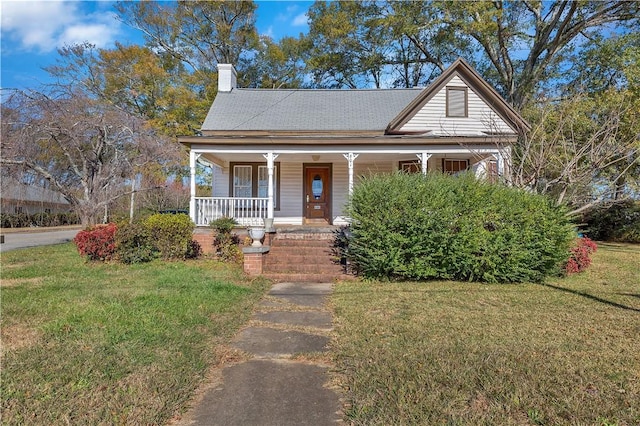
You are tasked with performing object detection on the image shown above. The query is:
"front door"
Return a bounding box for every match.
[304,165,331,224]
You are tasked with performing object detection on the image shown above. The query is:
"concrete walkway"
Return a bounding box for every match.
[173,282,342,426]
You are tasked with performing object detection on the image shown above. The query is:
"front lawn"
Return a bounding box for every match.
[1,243,269,425]
[332,243,640,425]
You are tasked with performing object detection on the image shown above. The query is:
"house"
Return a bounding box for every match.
[1,177,71,216]
[179,58,530,228]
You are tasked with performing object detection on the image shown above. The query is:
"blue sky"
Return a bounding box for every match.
[1,0,312,91]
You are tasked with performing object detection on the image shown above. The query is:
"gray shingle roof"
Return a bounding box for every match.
[201,88,424,132]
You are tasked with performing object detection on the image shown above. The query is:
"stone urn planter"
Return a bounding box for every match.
[248,227,266,247]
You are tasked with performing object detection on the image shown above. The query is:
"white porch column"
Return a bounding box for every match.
[343,153,359,195]
[416,153,432,175]
[495,151,503,179]
[263,153,279,219]
[189,150,197,223]
[501,146,512,185]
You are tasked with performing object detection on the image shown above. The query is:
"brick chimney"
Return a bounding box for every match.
[217,64,237,92]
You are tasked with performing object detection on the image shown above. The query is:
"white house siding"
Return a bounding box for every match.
[400,75,514,135]
[212,166,227,197]
[277,162,303,223]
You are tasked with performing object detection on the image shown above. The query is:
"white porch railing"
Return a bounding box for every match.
[195,197,268,226]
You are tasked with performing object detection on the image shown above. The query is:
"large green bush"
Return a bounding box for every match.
[345,172,574,283]
[143,213,195,260]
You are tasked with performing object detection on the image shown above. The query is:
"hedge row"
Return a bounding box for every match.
[1,212,79,228]
[74,214,201,263]
[344,172,575,283]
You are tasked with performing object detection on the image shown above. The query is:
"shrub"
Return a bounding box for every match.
[583,201,640,243]
[565,237,598,274]
[0,212,79,228]
[115,222,156,264]
[210,217,242,263]
[1,212,29,228]
[143,213,195,260]
[332,225,353,273]
[345,172,574,283]
[186,239,203,259]
[73,223,117,261]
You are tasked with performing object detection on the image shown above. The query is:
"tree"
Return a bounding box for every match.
[1,89,181,226]
[45,42,209,138]
[239,35,308,89]
[512,89,639,215]
[303,1,638,107]
[115,1,259,72]
[435,0,639,108]
[305,1,391,88]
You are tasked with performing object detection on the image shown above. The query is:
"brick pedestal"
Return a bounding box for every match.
[242,246,270,276]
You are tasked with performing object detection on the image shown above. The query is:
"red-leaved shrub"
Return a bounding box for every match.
[73,223,118,261]
[565,237,598,274]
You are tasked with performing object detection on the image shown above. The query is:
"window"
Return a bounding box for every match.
[487,160,498,183]
[399,160,421,174]
[446,87,468,117]
[233,165,252,198]
[443,159,469,174]
[257,166,270,198]
[230,162,280,209]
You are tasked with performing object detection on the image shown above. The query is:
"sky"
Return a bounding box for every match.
[0,0,312,92]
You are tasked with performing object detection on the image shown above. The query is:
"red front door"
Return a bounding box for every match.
[304,165,331,224]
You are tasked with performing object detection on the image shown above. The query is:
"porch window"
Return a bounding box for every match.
[399,160,421,173]
[230,162,280,209]
[233,165,252,198]
[446,87,468,117]
[443,159,469,174]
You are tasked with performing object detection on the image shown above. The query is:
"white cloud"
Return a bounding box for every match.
[292,13,308,27]
[261,26,275,39]
[1,1,121,53]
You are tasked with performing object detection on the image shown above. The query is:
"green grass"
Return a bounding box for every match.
[1,243,269,425]
[331,243,640,425]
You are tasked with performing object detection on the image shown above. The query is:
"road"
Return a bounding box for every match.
[0,229,80,252]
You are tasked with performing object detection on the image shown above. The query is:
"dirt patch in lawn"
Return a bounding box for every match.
[0,277,43,288]
[1,323,41,353]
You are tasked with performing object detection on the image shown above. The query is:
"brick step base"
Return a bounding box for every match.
[264,232,344,277]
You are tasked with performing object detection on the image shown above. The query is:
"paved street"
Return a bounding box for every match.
[0,228,80,252]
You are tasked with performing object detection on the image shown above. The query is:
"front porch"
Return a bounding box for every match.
[188,146,511,227]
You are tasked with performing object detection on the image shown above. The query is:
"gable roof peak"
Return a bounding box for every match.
[386,58,531,134]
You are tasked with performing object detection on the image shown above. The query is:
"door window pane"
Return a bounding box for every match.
[312,175,323,199]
